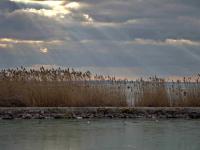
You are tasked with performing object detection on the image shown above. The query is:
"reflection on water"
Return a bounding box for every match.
[0,119,200,150]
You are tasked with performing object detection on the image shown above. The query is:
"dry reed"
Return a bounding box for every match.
[0,67,200,107]
[134,77,170,107]
[0,67,127,107]
[133,76,200,107]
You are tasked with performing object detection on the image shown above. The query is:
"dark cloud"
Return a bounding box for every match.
[1,0,200,40]
[0,0,200,77]
[0,0,48,13]
[0,11,63,40]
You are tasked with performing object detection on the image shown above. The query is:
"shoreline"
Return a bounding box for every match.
[0,107,200,120]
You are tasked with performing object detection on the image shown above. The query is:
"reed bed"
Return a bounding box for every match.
[134,78,170,107]
[0,67,200,107]
[133,76,200,107]
[0,67,127,107]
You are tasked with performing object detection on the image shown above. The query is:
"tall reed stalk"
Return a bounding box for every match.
[0,67,127,107]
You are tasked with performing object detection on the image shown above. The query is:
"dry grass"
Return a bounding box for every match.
[135,79,170,107]
[134,76,200,107]
[0,67,127,107]
[0,81,127,107]
[172,86,200,107]
[0,67,200,107]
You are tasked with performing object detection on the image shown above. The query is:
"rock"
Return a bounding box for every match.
[189,113,200,119]
[54,114,65,119]
[2,114,14,120]
[76,116,83,119]
[33,114,45,119]
[22,114,32,119]
[0,107,200,119]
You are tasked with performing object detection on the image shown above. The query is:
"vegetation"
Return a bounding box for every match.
[0,67,127,107]
[133,76,200,107]
[0,66,200,107]
[134,77,170,107]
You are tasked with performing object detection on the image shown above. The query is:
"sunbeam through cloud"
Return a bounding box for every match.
[0,0,200,78]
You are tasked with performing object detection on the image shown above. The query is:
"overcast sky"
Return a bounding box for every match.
[0,0,200,78]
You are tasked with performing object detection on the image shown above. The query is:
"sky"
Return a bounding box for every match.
[0,0,200,79]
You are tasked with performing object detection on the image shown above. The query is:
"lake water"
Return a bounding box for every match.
[0,119,200,150]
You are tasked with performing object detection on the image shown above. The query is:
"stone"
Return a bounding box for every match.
[2,114,14,120]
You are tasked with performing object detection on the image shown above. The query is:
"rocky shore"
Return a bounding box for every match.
[0,107,200,120]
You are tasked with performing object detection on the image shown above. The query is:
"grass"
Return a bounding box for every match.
[0,67,127,107]
[134,76,200,107]
[134,78,170,107]
[0,67,200,107]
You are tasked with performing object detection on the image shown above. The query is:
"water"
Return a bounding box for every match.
[0,119,200,150]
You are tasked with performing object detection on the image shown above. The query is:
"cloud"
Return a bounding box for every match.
[1,0,200,77]
[83,14,93,23]
[10,0,83,19]
[165,39,200,46]
[80,38,200,47]
[0,43,10,48]
[65,2,80,10]
[10,0,64,7]
[127,38,200,46]
[0,38,62,45]
[15,8,70,18]
[40,47,48,54]
[10,0,70,19]
[1,0,199,41]
[0,38,62,56]
[0,11,60,40]
[1,38,200,77]
[0,38,63,53]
